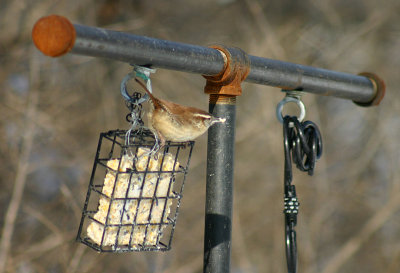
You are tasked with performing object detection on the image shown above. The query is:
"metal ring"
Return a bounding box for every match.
[276,97,306,123]
[120,71,149,104]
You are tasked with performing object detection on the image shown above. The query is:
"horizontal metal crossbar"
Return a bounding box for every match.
[32,15,385,105]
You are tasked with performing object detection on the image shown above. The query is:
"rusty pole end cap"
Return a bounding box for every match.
[354,72,386,107]
[32,15,76,57]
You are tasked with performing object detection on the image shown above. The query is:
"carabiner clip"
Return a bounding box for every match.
[284,184,299,273]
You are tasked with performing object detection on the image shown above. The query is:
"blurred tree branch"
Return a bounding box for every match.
[0,50,40,273]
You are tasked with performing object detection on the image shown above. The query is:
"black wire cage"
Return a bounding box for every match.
[76,129,194,252]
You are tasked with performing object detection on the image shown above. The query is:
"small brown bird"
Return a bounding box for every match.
[135,79,226,147]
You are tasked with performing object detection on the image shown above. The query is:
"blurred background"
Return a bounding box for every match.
[1,0,399,272]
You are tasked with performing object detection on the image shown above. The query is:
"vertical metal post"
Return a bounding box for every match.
[204,97,236,273]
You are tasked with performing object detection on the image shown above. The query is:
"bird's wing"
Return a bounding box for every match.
[158,99,211,126]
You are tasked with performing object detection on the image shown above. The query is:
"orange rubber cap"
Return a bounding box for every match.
[32,15,76,57]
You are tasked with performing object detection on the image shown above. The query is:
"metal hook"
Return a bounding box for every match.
[276,90,306,124]
[283,117,300,273]
[121,65,156,150]
[120,65,156,104]
[282,116,322,273]
[284,183,299,273]
[285,217,298,273]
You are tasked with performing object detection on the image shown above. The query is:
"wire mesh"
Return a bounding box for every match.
[76,129,194,252]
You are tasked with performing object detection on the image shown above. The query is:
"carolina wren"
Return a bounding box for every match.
[135,79,226,146]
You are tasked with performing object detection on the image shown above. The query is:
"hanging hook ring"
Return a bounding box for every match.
[120,71,151,105]
[120,65,156,104]
[276,97,306,124]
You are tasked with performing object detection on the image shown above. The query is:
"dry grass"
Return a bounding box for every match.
[1,0,399,272]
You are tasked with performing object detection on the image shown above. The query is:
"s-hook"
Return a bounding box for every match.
[276,90,323,273]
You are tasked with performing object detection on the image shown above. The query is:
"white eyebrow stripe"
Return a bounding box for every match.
[193,113,211,119]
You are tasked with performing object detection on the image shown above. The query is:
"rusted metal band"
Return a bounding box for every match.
[209,94,237,105]
[353,72,386,107]
[203,45,250,98]
[32,15,76,57]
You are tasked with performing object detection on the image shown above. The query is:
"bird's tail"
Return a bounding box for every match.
[134,78,160,107]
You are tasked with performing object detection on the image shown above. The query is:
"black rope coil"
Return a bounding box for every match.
[283,115,323,273]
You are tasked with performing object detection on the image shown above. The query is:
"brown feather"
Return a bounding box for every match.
[134,77,224,143]
[135,78,211,125]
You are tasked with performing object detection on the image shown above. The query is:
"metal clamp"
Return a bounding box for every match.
[203,45,250,104]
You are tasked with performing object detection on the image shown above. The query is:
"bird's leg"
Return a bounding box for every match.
[156,133,166,155]
[148,129,165,158]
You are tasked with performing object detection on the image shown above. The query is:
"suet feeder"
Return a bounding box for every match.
[76,129,194,252]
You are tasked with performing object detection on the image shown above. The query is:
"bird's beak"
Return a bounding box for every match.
[211,117,226,125]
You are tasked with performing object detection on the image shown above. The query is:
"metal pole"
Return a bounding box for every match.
[32,15,384,105]
[204,99,236,273]
[73,24,226,76]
